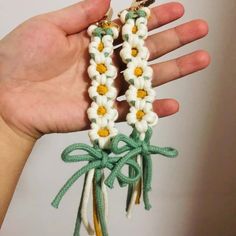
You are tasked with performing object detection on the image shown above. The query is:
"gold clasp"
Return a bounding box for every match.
[97,8,120,29]
[130,0,155,10]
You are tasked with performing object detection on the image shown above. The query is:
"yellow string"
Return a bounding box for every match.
[135,179,142,205]
[93,180,103,236]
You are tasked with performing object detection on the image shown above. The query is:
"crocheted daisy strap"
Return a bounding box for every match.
[52,17,121,236]
[119,2,178,214]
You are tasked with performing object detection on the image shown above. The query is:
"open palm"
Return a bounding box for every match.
[0,0,210,140]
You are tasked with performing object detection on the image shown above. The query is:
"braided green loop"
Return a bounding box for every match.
[92,27,115,38]
[106,128,178,208]
[51,143,142,208]
[125,9,147,21]
[94,170,108,236]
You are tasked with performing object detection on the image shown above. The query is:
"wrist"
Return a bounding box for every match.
[0,115,35,227]
[0,115,36,153]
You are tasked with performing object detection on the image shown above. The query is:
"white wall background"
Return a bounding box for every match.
[1,0,236,236]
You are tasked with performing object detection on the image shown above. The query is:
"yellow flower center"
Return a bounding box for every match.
[97,84,108,95]
[97,106,107,116]
[131,48,139,57]
[137,89,148,99]
[98,42,104,52]
[132,25,138,34]
[96,63,107,74]
[97,128,110,137]
[136,110,145,121]
[134,67,143,77]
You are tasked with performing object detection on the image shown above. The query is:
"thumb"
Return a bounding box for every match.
[43,0,111,35]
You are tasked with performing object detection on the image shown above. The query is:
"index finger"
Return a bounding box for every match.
[113,2,185,45]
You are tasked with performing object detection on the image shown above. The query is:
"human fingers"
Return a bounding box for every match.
[151,50,211,86]
[114,2,185,45]
[39,0,110,35]
[147,19,209,61]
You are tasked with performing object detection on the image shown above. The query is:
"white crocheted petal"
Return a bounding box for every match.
[135,120,148,133]
[110,27,119,39]
[128,58,148,68]
[102,48,113,57]
[120,10,129,24]
[104,78,114,87]
[145,112,158,126]
[98,138,109,149]
[94,54,112,64]
[96,118,108,128]
[142,102,153,112]
[123,68,135,83]
[143,66,153,79]
[88,130,97,143]
[92,54,104,64]
[87,25,98,36]
[133,78,149,89]
[136,17,148,26]
[109,108,119,122]
[89,47,101,56]
[140,7,151,19]
[88,85,98,100]
[138,47,150,61]
[138,27,148,39]
[88,65,99,80]
[95,75,107,85]
[126,106,137,124]
[95,96,108,105]
[125,86,137,103]
[120,48,131,64]
[146,88,156,101]
[106,65,117,79]
[106,87,117,100]
[109,126,118,137]
[102,35,113,45]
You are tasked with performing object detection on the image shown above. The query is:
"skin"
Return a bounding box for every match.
[0,0,210,228]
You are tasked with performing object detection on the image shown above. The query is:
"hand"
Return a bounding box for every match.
[0,0,210,141]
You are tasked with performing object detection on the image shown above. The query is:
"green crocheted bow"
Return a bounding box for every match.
[51,143,142,209]
[105,128,178,210]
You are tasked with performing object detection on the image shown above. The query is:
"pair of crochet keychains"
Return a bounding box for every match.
[51,1,178,235]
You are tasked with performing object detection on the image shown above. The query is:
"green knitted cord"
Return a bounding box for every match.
[109,128,178,210]
[51,128,178,234]
[51,143,142,208]
[92,27,115,38]
[125,9,147,21]
[94,170,108,236]
[73,174,87,236]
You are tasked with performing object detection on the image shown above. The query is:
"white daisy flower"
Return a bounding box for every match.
[122,18,148,40]
[88,54,117,80]
[89,35,114,57]
[88,78,117,102]
[127,101,158,134]
[125,79,156,105]
[89,120,118,149]
[87,99,118,123]
[123,59,153,83]
[120,36,149,63]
